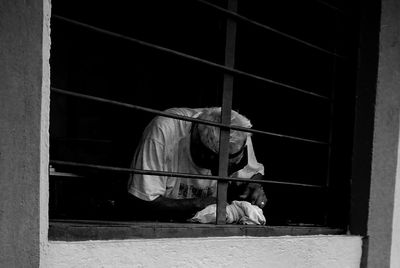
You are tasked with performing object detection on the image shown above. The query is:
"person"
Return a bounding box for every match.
[126,107,267,221]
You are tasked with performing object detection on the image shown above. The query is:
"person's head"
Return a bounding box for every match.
[190,107,251,174]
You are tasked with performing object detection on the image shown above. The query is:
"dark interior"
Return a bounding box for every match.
[49,0,360,226]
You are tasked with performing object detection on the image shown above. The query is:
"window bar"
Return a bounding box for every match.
[323,14,340,226]
[313,0,347,14]
[216,0,238,224]
[50,160,325,188]
[53,15,329,100]
[51,87,328,145]
[325,41,338,188]
[195,0,346,59]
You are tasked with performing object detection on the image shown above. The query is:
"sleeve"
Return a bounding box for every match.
[230,136,264,179]
[128,133,168,201]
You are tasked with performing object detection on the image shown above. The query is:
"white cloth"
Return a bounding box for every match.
[190,201,266,225]
[128,107,264,201]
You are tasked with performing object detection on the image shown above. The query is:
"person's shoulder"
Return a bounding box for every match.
[153,107,203,127]
[148,107,201,140]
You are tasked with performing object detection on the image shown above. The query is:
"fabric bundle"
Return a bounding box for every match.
[189,200,266,225]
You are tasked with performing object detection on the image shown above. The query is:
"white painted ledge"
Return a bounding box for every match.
[43,235,362,268]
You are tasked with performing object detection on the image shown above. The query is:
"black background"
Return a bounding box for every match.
[49,0,360,226]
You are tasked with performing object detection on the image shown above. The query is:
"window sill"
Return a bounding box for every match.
[49,220,345,241]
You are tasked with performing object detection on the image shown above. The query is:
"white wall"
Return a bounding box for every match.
[390,117,400,267]
[43,235,362,268]
[41,0,51,265]
[0,0,48,266]
[2,0,400,267]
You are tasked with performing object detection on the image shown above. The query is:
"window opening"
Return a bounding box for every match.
[49,0,359,236]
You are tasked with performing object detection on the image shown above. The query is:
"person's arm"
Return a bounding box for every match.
[228,137,267,208]
[150,195,216,215]
[238,175,267,208]
[227,173,267,208]
[128,116,216,219]
[128,136,168,201]
[123,191,216,221]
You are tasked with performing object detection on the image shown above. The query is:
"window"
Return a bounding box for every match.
[49,0,360,239]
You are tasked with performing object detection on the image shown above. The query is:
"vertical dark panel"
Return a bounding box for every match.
[325,7,360,227]
[349,0,381,236]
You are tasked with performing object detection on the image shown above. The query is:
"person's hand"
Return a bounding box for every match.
[239,183,267,209]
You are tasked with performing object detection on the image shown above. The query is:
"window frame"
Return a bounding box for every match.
[48,0,362,240]
[49,220,345,241]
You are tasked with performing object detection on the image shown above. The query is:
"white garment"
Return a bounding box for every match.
[190,201,266,225]
[128,107,264,201]
[227,200,266,225]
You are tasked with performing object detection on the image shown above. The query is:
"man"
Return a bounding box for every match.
[127,107,267,221]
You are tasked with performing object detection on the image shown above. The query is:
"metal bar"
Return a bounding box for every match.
[51,138,113,143]
[52,15,329,100]
[51,87,229,128]
[195,0,346,58]
[324,13,340,227]
[325,22,339,189]
[50,160,325,188]
[216,97,231,224]
[51,87,329,145]
[313,0,347,14]
[216,0,237,224]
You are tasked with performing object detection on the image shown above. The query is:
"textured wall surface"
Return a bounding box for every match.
[3,0,399,267]
[40,0,52,265]
[0,0,44,267]
[43,235,362,268]
[368,0,400,267]
[391,125,400,267]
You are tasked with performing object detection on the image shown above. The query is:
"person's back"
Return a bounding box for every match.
[128,107,213,201]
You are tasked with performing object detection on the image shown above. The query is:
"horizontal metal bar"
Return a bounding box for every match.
[50,160,325,188]
[52,87,328,145]
[51,137,113,143]
[50,171,84,178]
[195,0,346,58]
[52,15,329,100]
[313,0,347,14]
[51,87,230,128]
[241,126,328,145]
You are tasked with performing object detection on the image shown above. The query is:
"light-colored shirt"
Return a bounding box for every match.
[128,108,264,201]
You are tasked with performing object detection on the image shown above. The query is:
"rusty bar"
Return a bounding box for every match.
[322,29,338,227]
[216,0,238,224]
[50,160,325,188]
[51,87,328,145]
[313,0,347,14]
[325,17,340,189]
[195,0,346,58]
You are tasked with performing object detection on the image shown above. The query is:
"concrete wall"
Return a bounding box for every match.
[40,0,52,264]
[1,0,400,267]
[44,236,361,268]
[0,0,48,267]
[367,0,400,267]
[391,124,400,267]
